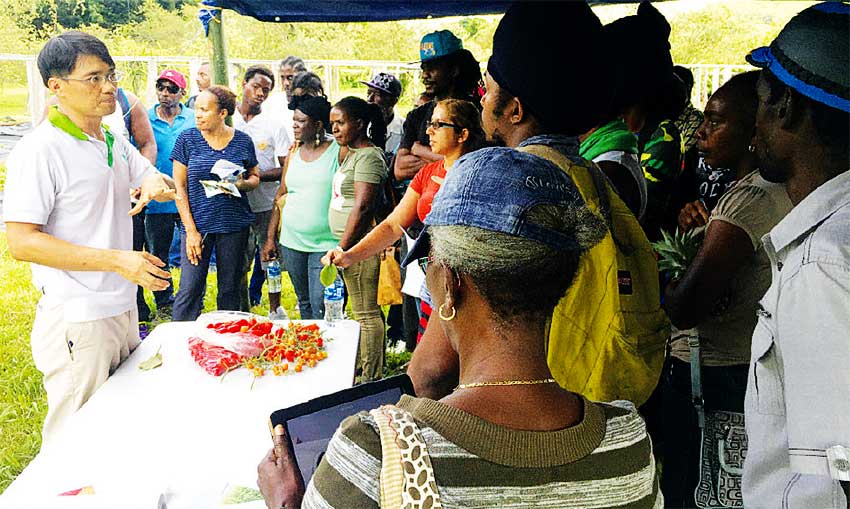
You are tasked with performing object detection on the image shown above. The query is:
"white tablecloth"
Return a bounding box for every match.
[0,320,360,508]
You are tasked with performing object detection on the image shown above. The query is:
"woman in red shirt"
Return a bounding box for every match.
[323,99,484,339]
[323,98,484,266]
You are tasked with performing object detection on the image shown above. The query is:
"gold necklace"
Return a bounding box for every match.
[453,378,557,392]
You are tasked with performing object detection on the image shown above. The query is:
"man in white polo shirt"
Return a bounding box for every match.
[233,65,291,313]
[741,3,850,507]
[2,31,176,444]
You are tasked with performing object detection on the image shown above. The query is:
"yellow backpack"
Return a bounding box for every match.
[520,144,670,406]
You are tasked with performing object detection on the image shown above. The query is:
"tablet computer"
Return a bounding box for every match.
[269,374,415,482]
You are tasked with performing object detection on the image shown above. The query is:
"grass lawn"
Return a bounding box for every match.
[0,86,29,122]
[0,232,410,493]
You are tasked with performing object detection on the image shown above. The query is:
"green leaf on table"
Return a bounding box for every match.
[320,264,338,287]
[221,485,263,504]
[138,347,162,371]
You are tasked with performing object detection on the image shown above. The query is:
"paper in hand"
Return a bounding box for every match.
[200,179,241,198]
[211,159,245,180]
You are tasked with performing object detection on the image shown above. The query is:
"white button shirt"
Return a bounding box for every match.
[743,169,850,508]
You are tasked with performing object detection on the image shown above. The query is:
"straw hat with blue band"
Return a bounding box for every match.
[746,2,849,113]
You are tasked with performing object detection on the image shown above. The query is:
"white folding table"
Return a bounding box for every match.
[0,320,360,508]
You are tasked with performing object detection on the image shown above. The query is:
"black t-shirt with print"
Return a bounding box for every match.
[673,156,738,214]
[400,101,437,151]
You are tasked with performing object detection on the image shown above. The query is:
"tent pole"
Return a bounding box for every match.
[207,7,231,124]
[208,8,229,87]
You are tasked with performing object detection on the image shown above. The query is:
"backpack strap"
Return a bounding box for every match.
[370,405,442,509]
[687,333,706,429]
[586,162,614,234]
[116,88,132,137]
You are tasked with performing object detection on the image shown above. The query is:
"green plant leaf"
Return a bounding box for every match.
[138,347,162,371]
[320,264,338,287]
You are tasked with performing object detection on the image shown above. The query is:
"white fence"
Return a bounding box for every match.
[0,54,751,122]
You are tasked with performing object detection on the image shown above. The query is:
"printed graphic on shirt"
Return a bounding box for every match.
[330,170,346,212]
[695,157,737,212]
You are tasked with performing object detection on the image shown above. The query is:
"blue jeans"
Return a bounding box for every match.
[168,228,181,268]
[144,213,180,309]
[173,229,249,321]
[280,246,325,320]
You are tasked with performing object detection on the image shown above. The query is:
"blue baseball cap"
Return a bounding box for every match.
[417,30,463,63]
[746,2,849,113]
[402,147,591,267]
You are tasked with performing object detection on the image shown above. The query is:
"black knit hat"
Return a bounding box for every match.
[604,1,678,114]
[487,2,614,136]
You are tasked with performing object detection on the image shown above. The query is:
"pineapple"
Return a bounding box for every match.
[652,228,702,279]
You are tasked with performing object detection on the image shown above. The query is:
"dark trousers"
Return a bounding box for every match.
[248,248,265,306]
[144,213,180,309]
[660,357,748,508]
[168,228,182,268]
[172,229,249,321]
[132,210,151,322]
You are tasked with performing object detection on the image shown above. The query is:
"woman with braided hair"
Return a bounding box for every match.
[262,95,340,320]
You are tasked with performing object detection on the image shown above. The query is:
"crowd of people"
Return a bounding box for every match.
[3,1,848,508]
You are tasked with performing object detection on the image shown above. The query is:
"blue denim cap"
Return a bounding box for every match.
[402,147,588,267]
[746,2,849,113]
[418,30,463,62]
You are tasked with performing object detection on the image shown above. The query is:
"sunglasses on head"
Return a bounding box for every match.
[156,82,180,94]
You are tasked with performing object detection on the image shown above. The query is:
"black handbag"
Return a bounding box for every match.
[688,334,747,508]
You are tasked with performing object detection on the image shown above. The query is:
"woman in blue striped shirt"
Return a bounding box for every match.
[171,86,260,320]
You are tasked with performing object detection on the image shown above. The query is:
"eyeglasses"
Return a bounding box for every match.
[417,256,434,273]
[426,120,459,130]
[156,82,180,94]
[62,71,123,87]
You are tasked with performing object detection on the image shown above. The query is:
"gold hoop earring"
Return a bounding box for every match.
[438,303,456,321]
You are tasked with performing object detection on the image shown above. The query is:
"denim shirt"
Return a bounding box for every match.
[743,168,850,508]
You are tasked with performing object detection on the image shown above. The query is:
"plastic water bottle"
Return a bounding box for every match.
[323,275,345,323]
[267,260,282,293]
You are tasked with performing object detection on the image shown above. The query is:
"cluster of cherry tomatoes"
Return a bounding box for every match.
[239,321,328,379]
[191,319,330,382]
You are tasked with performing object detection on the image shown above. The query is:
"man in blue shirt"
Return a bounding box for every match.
[146,69,195,319]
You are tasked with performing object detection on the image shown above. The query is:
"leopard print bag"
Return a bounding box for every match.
[370,405,443,509]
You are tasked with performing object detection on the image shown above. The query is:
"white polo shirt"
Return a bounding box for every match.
[743,168,850,508]
[233,106,291,213]
[385,112,404,156]
[2,107,159,323]
[262,93,295,145]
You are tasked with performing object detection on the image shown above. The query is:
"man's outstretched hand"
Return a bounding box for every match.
[129,174,177,216]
